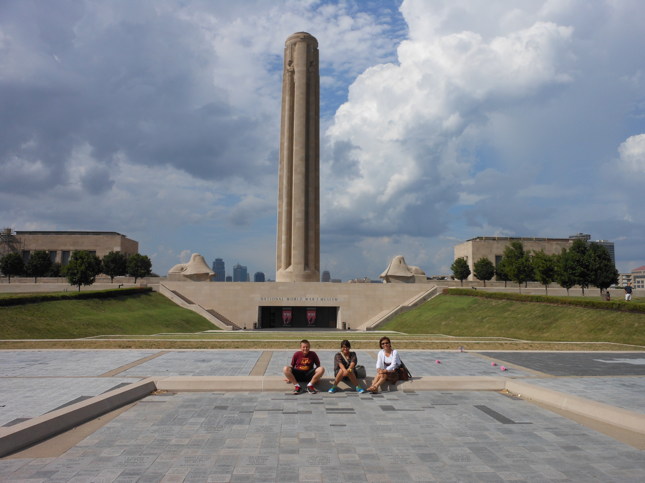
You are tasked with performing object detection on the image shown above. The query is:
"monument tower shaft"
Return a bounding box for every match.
[276,32,320,282]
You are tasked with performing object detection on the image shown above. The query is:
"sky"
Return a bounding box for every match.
[1,0,644,281]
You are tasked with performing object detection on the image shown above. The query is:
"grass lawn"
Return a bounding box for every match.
[381,294,645,346]
[0,292,214,339]
[0,291,644,350]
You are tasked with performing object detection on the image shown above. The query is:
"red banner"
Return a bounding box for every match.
[282,308,292,327]
[306,308,316,326]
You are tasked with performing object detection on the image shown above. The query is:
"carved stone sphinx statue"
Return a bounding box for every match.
[167,253,215,281]
[379,255,427,283]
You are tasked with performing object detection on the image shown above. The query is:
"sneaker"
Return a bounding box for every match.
[307,385,318,394]
[328,386,337,393]
[356,387,366,394]
[292,386,301,395]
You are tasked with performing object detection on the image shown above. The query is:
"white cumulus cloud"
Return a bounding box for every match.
[324,0,574,239]
[618,134,645,173]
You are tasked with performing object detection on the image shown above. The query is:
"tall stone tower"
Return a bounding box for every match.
[276,32,320,282]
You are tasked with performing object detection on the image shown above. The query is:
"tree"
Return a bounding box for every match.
[0,252,25,283]
[568,239,591,295]
[102,251,128,283]
[25,250,52,283]
[555,249,577,295]
[63,250,102,291]
[127,253,152,283]
[501,241,533,292]
[47,262,62,277]
[532,250,556,294]
[450,257,471,286]
[473,257,495,287]
[496,262,511,287]
[587,243,619,294]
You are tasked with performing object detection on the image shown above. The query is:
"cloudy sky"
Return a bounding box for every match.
[2,0,644,281]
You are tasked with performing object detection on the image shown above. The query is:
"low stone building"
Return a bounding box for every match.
[453,235,594,282]
[619,266,645,289]
[2,229,138,265]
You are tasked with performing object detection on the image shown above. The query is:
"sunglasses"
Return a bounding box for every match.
[380,342,391,346]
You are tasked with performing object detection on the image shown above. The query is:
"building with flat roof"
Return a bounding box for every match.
[4,229,138,265]
[619,266,645,289]
[453,235,615,281]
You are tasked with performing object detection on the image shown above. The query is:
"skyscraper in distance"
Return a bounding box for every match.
[212,258,225,282]
[254,272,266,282]
[233,263,248,282]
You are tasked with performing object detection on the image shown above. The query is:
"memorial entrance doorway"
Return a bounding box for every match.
[258,306,338,329]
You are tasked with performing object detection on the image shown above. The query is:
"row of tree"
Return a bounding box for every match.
[451,239,619,295]
[0,250,152,290]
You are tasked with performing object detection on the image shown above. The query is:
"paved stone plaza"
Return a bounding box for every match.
[1,349,644,481]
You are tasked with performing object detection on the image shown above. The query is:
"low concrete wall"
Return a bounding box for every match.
[505,379,645,435]
[0,378,157,458]
[158,283,233,330]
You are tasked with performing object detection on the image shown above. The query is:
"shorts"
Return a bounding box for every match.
[292,368,316,383]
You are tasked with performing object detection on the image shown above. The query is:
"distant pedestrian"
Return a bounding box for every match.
[624,283,633,301]
[604,289,611,301]
[283,339,325,394]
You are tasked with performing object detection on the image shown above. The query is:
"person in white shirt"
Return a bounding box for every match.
[367,336,401,394]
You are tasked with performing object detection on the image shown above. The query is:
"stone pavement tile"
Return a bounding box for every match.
[3,390,645,482]
[117,350,263,377]
[0,350,159,377]
[394,351,532,378]
[205,473,232,483]
[520,375,645,414]
[0,377,140,426]
[482,351,645,377]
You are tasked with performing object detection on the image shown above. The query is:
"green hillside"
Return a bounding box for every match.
[1,290,643,349]
[381,294,645,345]
[0,291,215,339]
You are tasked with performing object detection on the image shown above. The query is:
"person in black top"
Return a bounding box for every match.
[328,340,366,393]
[624,283,633,301]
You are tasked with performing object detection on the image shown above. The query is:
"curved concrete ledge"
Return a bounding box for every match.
[505,379,645,435]
[0,377,156,458]
[154,376,507,392]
